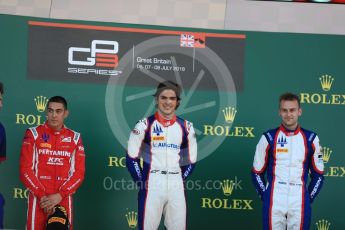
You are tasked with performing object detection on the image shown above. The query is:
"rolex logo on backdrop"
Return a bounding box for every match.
[319,75,334,91]
[201,177,254,211]
[222,107,237,123]
[300,74,345,105]
[125,211,138,228]
[316,219,331,230]
[221,179,235,196]
[203,106,255,138]
[108,155,143,168]
[12,187,29,199]
[322,147,332,164]
[16,95,48,126]
[322,146,345,178]
[34,95,49,112]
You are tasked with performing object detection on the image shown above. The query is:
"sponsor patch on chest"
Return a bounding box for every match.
[276,148,288,153]
[40,143,52,148]
[277,136,288,147]
[61,137,72,143]
[152,142,180,149]
[47,157,64,166]
[152,136,165,141]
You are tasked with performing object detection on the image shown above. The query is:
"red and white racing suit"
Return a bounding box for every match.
[126,112,197,230]
[20,122,85,230]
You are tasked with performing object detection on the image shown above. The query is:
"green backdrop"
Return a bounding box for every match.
[0,14,344,230]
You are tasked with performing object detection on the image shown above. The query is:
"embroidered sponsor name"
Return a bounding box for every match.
[39,149,71,157]
[276,149,288,153]
[152,142,180,149]
[152,136,165,141]
[40,143,52,148]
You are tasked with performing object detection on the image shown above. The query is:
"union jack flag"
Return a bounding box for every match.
[180,34,195,47]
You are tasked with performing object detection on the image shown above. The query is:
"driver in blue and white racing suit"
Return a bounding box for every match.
[252,92,324,230]
[126,81,197,230]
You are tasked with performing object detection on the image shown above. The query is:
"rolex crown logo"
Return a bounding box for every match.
[319,75,334,92]
[316,219,331,230]
[34,96,48,112]
[125,211,138,228]
[221,179,234,196]
[322,147,332,164]
[222,107,237,123]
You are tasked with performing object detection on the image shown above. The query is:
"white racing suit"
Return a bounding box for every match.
[126,112,197,230]
[252,125,324,230]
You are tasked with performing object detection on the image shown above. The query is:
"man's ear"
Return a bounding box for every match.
[64,110,69,119]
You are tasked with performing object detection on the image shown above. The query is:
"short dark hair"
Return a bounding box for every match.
[48,96,68,109]
[279,92,300,108]
[154,80,181,101]
[0,82,3,95]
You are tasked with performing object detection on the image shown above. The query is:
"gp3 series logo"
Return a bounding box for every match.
[68,40,122,76]
[68,40,119,67]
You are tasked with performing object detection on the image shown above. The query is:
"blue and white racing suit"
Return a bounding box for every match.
[126,112,197,230]
[252,125,324,230]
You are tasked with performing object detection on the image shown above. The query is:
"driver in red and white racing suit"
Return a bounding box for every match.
[20,96,85,230]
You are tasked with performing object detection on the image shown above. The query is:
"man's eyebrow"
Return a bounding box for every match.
[160,96,176,99]
[47,108,64,111]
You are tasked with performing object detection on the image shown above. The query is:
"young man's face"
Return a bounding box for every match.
[46,102,69,131]
[156,89,178,119]
[279,99,302,130]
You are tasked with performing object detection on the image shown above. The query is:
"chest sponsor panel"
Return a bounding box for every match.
[47,157,64,166]
[38,148,72,157]
[152,142,181,149]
